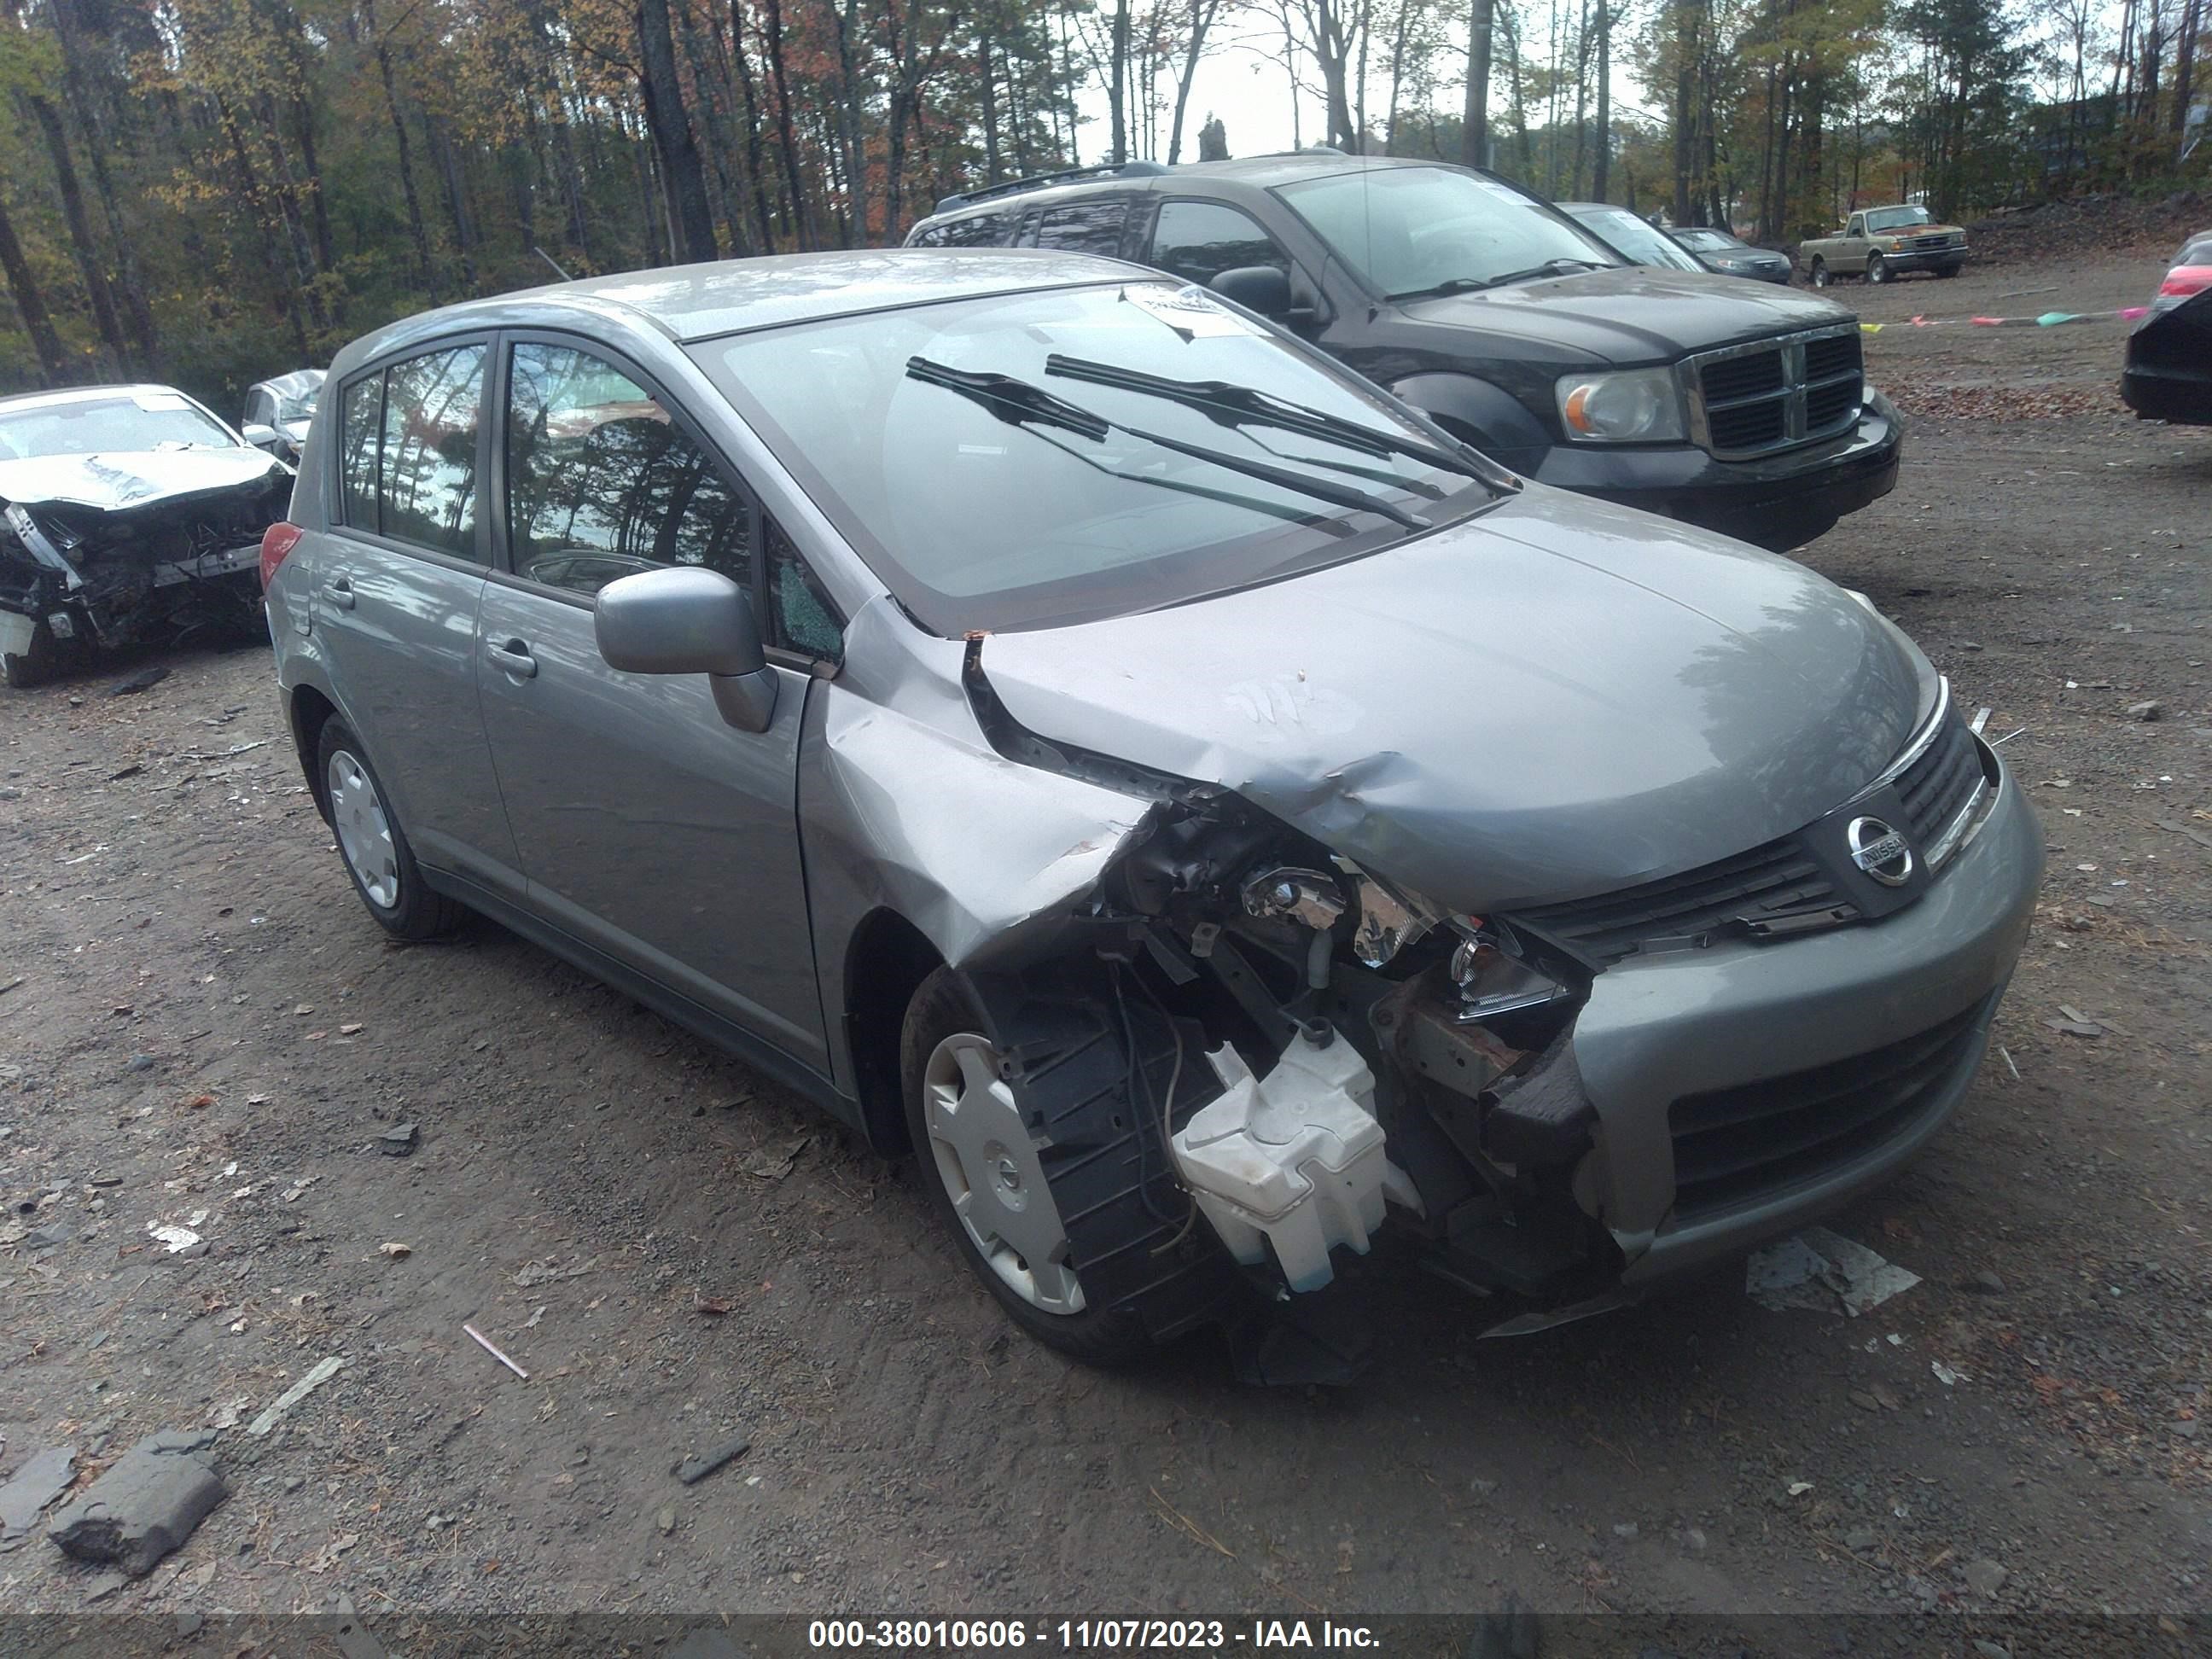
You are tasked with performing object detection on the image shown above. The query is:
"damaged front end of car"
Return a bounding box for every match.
[0,454,289,687]
[934,639,1629,1342]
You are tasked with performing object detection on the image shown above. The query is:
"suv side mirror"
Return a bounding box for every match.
[242,422,280,450]
[1209,265,1322,326]
[594,566,777,733]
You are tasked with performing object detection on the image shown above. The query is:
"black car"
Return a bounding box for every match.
[908,156,1899,550]
[1670,225,1796,285]
[2122,231,2212,426]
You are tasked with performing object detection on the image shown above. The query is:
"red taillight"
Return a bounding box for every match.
[2159,265,2212,298]
[259,521,303,591]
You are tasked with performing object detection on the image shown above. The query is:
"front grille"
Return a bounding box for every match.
[1688,325,1864,459]
[1896,716,1983,857]
[1910,234,1955,250]
[1668,1000,1988,1219]
[1512,840,1846,969]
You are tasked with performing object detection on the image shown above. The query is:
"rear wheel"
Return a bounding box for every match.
[0,619,61,690]
[316,719,461,940]
[1809,258,1831,288]
[1866,253,1891,284]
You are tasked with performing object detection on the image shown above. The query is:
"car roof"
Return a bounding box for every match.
[329,247,1155,371]
[0,384,198,416]
[916,153,1478,230]
[249,369,326,398]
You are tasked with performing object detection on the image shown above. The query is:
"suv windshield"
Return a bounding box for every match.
[1277,166,1621,300]
[1866,207,1934,232]
[1566,207,1706,272]
[0,393,238,461]
[696,282,1495,634]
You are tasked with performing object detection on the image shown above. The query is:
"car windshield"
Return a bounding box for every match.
[696,282,1496,634]
[1674,228,1740,253]
[1569,207,1706,272]
[1276,166,1621,299]
[1866,207,1934,232]
[276,389,319,423]
[0,393,238,461]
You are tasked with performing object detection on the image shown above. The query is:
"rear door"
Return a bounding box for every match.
[473,334,834,1065]
[317,341,521,894]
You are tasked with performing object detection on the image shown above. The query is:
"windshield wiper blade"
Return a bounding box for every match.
[1483,258,1604,287]
[905,357,1425,530]
[1389,276,1493,300]
[1043,353,1477,477]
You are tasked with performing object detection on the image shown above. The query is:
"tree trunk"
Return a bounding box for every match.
[637,0,719,262]
[22,93,129,371]
[729,0,780,252]
[1110,0,1130,162]
[364,0,438,296]
[215,95,311,361]
[981,32,1003,181]
[1463,0,1495,170]
[44,0,158,371]
[0,192,69,384]
[1167,0,1220,164]
[1592,3,1611,200]
[2176,0,2202,134]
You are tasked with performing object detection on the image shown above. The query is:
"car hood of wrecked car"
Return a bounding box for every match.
[974,488,1935,912]
[0,446,287,514]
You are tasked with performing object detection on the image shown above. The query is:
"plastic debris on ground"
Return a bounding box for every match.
[1746,1226,1921,1317]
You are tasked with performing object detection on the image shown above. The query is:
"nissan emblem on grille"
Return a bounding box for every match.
[1846,816,1915,887]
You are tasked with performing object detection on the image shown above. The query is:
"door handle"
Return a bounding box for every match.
[323,577,356,610]
[486,639,538,679]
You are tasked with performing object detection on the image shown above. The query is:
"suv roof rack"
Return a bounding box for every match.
[932,160,1169,218]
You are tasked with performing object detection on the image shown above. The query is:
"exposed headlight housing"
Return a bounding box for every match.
[1555,368,1685,444]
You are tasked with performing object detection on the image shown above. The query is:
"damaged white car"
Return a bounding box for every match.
[0,384,291,688]
[267,252,2042,1365]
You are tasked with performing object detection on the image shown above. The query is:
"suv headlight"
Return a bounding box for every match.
[1555,368,1685,444]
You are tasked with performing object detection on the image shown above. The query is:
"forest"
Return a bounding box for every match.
[0,0,2203,404]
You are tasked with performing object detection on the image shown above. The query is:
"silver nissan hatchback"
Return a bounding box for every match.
[264,250,2040,1365]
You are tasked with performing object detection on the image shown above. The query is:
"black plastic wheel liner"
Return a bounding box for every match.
[958,962,1249,1342]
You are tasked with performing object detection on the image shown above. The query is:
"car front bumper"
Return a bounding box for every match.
[1877,249,1969,274]
[1532,388,1903,550]
[1556,750,2040,1287]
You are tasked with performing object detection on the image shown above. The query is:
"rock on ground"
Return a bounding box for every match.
[46,1431,227,1579]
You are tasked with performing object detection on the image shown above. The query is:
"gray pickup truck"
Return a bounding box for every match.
[1802,205,1970,287]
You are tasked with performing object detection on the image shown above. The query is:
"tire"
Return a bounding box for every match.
[315,719,462,940]
[1809,258,1830,288]
[899,966,1240,1365]
[1866,253,1891,285]
[1,618,61,690]
[1936,265,1960,279]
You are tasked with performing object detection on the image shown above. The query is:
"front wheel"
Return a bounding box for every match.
[1866,253,1891,284]
[900,968,1158,1365]
[1808,258,1831,288]
[316,719,462,940]
[1936,265,1961,279]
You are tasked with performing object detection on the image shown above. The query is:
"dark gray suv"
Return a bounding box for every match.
[265,251,2037,1366]
[908,156,1900,551]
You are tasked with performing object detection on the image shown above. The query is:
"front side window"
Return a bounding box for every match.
[696,282,1496,635]
[504,341,750,597]
[375,345,485,560]
[943,212,1014,247]
[1278,166,1620,300]
[1149,201,1289,285]
[1033,199,1130,257]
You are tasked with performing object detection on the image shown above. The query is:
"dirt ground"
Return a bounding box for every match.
[1,245,2207,1643]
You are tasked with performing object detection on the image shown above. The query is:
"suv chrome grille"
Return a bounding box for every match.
[1684,325,1864,460]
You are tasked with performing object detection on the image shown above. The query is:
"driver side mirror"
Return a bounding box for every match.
[242,422,280,450]
[594,566,777,733]
[1209,265,1318,326]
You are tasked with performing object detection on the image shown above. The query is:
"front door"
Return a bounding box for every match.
[317,341,521,893]
[474,336,827,1065]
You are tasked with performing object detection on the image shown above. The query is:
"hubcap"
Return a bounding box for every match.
[922,1033,1085,1315]
[327,749,400,911]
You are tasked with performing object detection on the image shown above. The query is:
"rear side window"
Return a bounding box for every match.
[1033,199,1130,257]
[339,375,381,529]
[373,345,486,560]
[1149,200,1289,284]
[504,341,751,598]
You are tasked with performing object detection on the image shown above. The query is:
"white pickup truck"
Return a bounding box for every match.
[1802,205,1970,287]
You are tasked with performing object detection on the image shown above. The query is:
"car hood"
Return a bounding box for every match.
[977,489,1933,911]
[0,447,286,514]
[1396,267,1852,364]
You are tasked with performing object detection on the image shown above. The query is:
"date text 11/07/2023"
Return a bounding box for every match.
[806,1621,1384,1651]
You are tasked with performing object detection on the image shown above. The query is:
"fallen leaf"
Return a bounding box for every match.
[180,1092,214,1110]
[694,1294,732,1316]
[379,1241,412,1259]
[340,1022,364,1035]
